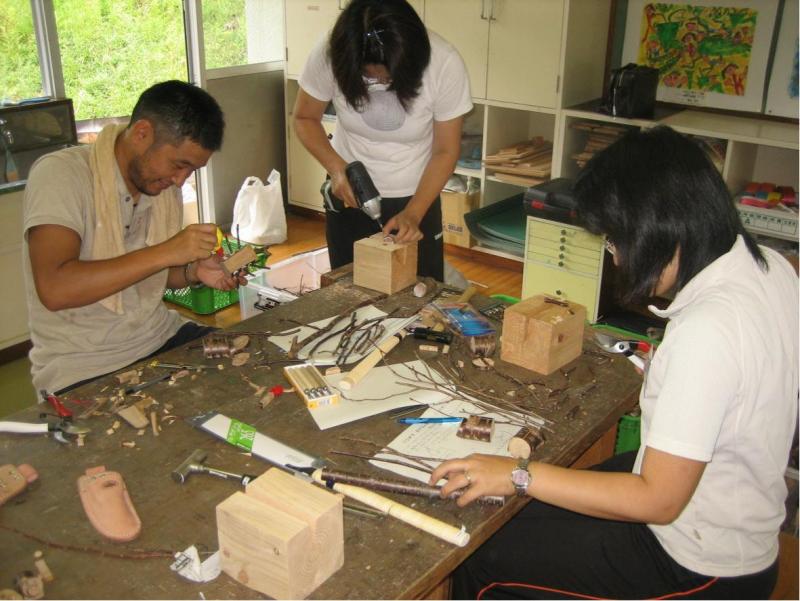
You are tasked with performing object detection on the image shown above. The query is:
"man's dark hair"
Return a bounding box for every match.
[574,125,765,304]
[328,0,430,111]
[129,80,225,151]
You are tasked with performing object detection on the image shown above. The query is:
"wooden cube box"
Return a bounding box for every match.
[217,468,343,599]
[353,233,418,294]
[500,295,586,375]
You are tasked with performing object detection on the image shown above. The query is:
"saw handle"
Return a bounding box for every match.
[0,421,49,434]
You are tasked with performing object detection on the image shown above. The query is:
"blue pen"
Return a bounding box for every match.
[397,417,463,424]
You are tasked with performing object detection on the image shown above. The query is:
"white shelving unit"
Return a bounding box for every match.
[282,0,799,306]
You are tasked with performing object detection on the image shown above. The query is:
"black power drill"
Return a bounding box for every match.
[320,161,383,229]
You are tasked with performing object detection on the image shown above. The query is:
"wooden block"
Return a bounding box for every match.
[222,245,257,276]
[500,295,586,375]
[246,469,343,591]
[353,233,418,294]
[216,468,343,599]
[116,405,148,429]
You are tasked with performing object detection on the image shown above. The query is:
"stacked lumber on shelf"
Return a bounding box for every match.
[570,121,627,168]
[484,137,552,186]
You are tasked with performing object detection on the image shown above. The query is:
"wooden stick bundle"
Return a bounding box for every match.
[311,469,470,547]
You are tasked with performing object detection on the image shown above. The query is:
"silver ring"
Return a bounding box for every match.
[464,470,472,484]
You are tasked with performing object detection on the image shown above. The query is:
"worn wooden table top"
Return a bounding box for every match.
[0,279,641,599]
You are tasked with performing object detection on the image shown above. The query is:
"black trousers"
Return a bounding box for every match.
[55,322,216,395]
[324,194,445,282]
[452,452,778,600]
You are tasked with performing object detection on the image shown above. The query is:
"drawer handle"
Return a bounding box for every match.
[559,253,565,259]
[560,229,567,235]
[558,261,564,267]
[555,289,562,296]
[560,237,566,243]
[559,245,565,251]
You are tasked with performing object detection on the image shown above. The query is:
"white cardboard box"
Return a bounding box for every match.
[239,247,331,320]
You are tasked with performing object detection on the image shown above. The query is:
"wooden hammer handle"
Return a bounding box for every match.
[339,332,405,390]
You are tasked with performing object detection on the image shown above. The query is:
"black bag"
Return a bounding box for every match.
[601,63,659,119]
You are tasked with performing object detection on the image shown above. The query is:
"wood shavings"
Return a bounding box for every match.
[231,352,250,367]
[231,335,250,351]
[149,411,159,437]
[259,392,275,409]
[418,344,439,353]
[472,357,494,369]
[115,369,139,385]
[217,364,224,370]
[116,405,148,429]
[137,429,145,437]
[164,403,173,412]
[33,551,53,583]
[325,366,341,376]
[76,434,85,447]
[121,441,136,449]
[442,345,450,354]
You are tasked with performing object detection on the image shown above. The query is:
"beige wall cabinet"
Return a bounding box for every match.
[425,0,611,109]
[0,189,30,350]
[285,0,342,78]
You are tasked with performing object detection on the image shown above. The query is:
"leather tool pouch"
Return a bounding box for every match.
[601,63,659,119]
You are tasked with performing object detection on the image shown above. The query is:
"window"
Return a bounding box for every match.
[0,1,45,102]
[203,0,284,70]
[53,0,188,122]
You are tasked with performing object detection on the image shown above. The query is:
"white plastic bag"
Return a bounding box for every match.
[231,169,287,245]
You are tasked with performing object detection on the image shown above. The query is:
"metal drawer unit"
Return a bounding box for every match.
[522,217,605,321]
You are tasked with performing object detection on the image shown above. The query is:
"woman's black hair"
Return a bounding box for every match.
[328,0,430,111]
[574,125,765,304]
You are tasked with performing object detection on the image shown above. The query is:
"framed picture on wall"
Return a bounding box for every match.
[765,0,799,119]
[622,0,779,112]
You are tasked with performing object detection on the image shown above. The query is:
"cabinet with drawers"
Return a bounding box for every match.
[522,216,605,321]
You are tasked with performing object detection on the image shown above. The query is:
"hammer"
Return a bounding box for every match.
[172,449,257,486]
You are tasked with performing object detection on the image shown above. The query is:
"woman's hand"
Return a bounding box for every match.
[331,168,358,209]
[429,454,517,507]
[382,208,424,243]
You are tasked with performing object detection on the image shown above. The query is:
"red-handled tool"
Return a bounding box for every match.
[40,390,73,419]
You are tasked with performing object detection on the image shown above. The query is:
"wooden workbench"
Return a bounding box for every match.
[0,279,641,599]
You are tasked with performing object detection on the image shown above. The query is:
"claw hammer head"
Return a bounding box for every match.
[172,449,208,484]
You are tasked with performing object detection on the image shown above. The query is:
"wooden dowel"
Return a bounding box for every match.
[339,332,406,391]
[312,469,470,547]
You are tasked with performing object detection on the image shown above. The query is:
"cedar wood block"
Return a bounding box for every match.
[222,245,258,276]
[246,469,343,591]
[353,233,418,294]
[216,469,343,599]
[500,295,586,375]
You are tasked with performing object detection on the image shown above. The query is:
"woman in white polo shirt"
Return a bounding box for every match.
[431,126,798,599]
[293,0,472,282]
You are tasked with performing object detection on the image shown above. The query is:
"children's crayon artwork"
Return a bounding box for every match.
[636,3,756,96]
[622,0,778,113]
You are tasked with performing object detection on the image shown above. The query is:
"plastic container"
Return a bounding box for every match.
[615,413,641,455]
[163,239,267,315]
[239,247,331,320]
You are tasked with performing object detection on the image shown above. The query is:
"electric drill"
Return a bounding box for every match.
[320,161,383,229]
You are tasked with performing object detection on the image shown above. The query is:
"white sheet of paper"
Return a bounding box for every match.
[308,360,455,430]
[269,306,416,366]
[370,399,521,484]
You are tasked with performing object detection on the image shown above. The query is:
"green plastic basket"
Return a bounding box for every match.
[164,285,239,315]
[615,414,641,455]
[163,239,267,315]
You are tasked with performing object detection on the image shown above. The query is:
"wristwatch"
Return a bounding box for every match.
[511,458,532,497]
